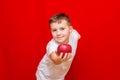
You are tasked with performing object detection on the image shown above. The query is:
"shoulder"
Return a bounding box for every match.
[47,39,58,48]
[46,39,58,55]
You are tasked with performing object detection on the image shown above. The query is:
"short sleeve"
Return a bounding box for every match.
[71,29,81,40]
[46,40,58,56]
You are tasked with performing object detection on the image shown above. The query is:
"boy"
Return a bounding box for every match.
[36,13,81,80]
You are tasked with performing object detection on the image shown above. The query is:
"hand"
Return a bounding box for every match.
[49,51,71,65]
[61,52,71,62]
[49,51,62,65]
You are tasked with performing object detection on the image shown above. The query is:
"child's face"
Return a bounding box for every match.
[50,19,72,44]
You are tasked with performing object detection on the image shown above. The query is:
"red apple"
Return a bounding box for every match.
[57,44,72,55]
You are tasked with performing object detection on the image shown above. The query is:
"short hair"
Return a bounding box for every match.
[49,13,71,26]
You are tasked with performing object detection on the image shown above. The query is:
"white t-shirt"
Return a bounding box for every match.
[36,29,81,80]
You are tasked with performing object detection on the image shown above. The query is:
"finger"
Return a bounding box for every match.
[67,53,71,59]
[62,53,68,61]
[59,52,63,59]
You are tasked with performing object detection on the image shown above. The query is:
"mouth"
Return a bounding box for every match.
[57,36,64,39]
[56,37,64,41]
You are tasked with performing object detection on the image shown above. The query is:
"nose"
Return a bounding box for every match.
[57,30,61,35]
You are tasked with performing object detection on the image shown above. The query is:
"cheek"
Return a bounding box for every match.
[52,32,56,37]
[64,30,70,36]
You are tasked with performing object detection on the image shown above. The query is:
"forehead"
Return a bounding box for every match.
[50,20,68,28]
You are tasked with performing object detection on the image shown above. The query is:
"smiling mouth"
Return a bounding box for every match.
[57,37,64,40]
[57,36,64,38]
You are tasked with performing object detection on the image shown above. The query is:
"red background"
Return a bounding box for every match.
[0,0,120,80]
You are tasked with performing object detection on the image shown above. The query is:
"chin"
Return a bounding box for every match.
[58,41,68,44]
[55,39,68,44]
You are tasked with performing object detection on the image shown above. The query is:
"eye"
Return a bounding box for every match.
[52,29,57,32]
[61,28,65,30]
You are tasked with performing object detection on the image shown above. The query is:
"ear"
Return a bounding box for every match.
[69,26,73,33]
